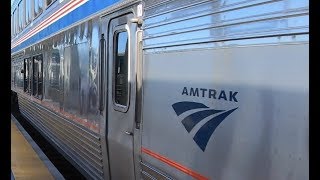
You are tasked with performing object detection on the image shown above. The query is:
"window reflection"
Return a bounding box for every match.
[114,31,129,106]
[34,0,43,18]
[19,1,24,31]
[26,0,31,24]
[46,0,56,7]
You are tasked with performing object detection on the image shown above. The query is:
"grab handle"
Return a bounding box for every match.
[99,34,106,112]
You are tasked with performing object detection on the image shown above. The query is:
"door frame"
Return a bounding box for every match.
[99,3,143,179]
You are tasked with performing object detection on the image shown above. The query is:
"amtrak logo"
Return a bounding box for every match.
[172,101,238,151]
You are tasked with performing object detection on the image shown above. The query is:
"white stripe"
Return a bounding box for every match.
[11,0,88,49]
[12,0,77,48]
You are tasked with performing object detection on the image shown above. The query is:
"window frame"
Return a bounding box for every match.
[112,25,131,113]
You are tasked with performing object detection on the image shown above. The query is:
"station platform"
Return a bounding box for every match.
[11,115,64,179]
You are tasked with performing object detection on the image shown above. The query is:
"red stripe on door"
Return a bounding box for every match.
[141,147,209,180]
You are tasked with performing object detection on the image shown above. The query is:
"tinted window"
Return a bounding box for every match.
[46,0,56,7]
[114,31,129,106]
[26,0,31,24]
[12,61,24,90]
[14,10,18,35]
[34,0,43,18]
[19,0,25,31]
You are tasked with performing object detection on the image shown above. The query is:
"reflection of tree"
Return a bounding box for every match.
[49,52,60,89]
[89,50,98,113]
[89,81,98,111]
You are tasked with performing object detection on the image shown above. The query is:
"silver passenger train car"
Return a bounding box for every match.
[11,0,309,179]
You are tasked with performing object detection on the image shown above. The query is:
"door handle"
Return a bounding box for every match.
[125,131,133,136]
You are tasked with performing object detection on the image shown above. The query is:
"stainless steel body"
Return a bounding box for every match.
[141,42,308,180]
[140,0,308,179]
[11,0,309,179]
[11,1,142,179]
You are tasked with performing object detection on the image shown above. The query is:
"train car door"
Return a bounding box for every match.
[106,13,137,179]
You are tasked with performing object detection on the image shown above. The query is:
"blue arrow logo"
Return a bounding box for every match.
[172,101,238,151]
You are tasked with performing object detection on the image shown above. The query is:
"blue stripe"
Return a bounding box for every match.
[12,0,120,54]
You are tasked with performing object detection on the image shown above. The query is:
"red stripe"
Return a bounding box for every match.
[16,91,99,133]
[13,0,81,47]
[12,0,85,48]
[30,0,84,39]
[141,147,209,180]
[12,0,75,47]
[33,0,75,31]
[13,0,83,47]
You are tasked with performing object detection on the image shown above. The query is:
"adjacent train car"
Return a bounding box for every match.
[11,0,309,179]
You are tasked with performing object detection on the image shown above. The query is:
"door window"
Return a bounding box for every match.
[113,30,129,108]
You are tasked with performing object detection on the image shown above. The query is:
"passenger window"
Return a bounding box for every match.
[46,0,56,7]
[18,4,21,32]
[34,0,43,18]
[26,0,32,25]
[19,0,25,30]
[14,10,18,35]
[114,31,129,107]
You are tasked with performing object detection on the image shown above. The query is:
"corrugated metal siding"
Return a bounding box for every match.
[18,94,104,180]
[143,0,309,49]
